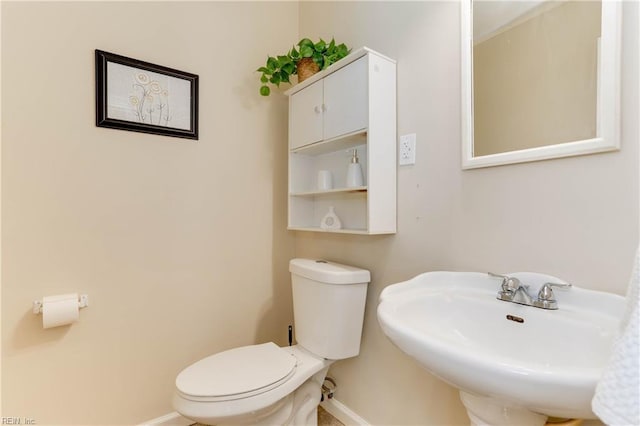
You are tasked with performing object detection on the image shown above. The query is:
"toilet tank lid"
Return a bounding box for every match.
[289,258,371,284]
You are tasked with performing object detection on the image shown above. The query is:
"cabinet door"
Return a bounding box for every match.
[289,80,324,150]
[323,56,368,141]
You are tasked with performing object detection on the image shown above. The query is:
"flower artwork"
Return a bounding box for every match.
[106,62,191,130]
[96,50,198,139]
[129,72,171,127]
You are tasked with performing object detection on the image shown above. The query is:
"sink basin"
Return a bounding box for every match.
[377,271,624,425]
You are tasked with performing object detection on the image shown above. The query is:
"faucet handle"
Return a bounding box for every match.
[488,272,508,279]
[488,272,525,291]
[489,273,528,303]
[488,272,510,293]
[538,282,572,299]
[534,282,571,310]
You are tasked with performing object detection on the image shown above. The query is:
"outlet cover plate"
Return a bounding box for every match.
[399,133,416,165]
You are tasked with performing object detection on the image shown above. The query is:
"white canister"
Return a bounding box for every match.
[317,170,333,191]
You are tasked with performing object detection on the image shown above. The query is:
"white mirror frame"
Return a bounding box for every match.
[461,0,622,169]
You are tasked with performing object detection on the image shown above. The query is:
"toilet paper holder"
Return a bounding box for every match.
[32,294,89,314]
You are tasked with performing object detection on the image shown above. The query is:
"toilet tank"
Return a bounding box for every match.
[289,259,370,360]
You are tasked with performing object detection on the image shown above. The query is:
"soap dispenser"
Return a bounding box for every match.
[346,149,364,188]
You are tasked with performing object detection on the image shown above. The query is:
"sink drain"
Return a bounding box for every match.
[506,314,525,323]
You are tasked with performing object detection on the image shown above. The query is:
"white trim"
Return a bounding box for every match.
[139,412,192,426]
[461,0,622,169]
[321,398,371,426]
[141,399,369,426]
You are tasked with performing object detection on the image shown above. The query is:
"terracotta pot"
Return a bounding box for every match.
[297,58,320,83]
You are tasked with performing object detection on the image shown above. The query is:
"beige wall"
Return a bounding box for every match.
[1,1,297,423]
[297,1,638,425]
[473,1,600,156]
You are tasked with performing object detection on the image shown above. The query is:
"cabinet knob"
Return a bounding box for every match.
[322,104,328,112]
[314,106,322,114]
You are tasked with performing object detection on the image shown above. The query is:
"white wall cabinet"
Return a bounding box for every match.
[286,47,397,234]
[289,56,369,150]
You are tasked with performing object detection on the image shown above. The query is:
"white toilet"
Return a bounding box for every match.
[173,258,370,425]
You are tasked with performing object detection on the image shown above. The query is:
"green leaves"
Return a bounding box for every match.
[298,38,315,58]
[266,56,278,70]
[322,44,348,69]
[257,37,351,96]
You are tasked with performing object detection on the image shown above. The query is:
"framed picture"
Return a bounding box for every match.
[95,50,198,140]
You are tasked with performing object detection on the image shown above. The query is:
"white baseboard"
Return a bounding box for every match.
[142,398,369,426]
[139,411,192,426]
[321,398,371,426]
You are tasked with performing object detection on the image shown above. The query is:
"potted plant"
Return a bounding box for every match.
[257,38,350,96]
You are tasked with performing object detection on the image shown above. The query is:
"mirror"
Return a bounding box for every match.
[461,0,621,169]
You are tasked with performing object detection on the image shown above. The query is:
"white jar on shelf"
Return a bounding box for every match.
[317,170,333,191]
[320,207,342,230]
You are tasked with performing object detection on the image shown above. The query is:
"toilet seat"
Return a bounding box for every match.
[175,342,297,402]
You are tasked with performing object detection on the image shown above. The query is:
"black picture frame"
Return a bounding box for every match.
[95,50,199,140]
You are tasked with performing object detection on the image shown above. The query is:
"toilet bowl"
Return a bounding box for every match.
[173,259,370,425]
[174,344,332,425]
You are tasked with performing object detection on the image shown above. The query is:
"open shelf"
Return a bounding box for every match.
[290,186,367,197]
[291,129,367,156]
[287,226,372,234]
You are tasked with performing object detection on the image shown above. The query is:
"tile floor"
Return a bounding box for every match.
[318,406,345,426]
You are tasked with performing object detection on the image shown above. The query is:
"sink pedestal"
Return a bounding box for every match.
[460,392,548,426]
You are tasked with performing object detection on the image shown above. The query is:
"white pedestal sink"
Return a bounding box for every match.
[377,271,624,426]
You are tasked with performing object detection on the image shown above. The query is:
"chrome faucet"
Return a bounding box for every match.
[488,272,571,310]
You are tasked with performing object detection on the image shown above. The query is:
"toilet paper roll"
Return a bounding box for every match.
[42,293,79,329]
